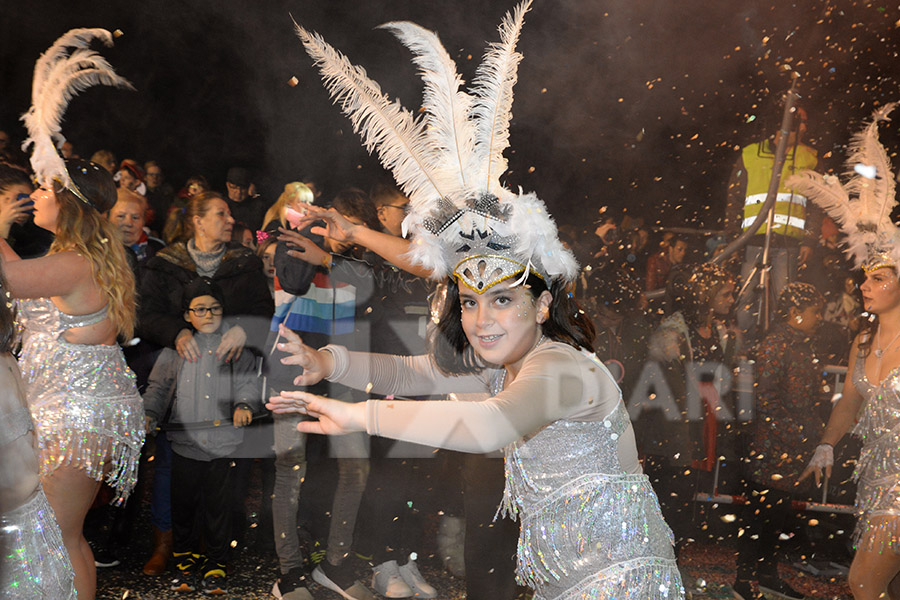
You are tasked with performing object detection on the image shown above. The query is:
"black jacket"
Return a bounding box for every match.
[138,241,273,351]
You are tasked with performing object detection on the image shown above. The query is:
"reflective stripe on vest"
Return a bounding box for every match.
[741,141,817,239]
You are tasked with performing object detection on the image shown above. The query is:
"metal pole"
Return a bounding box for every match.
[711,74,801,269]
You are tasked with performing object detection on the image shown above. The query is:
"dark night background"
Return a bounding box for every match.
[2,1,899,233]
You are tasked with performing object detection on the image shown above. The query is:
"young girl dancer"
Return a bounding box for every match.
[791,103,900,599]
[0,29,143,599]
[269,4,683,597]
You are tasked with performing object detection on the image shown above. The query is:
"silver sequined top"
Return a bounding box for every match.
[851,352,900,553]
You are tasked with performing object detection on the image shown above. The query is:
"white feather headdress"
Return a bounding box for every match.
[786,103,900,272]
[294,1,578,292]
[21,28,133,204]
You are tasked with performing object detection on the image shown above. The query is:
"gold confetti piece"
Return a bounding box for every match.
[721,514,737,523]
[365,382,374,393]
[113,29,124,38]
[809,518,819,526]
[288,76,299,87]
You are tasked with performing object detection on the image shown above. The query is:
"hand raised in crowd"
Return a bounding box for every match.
[216,324,246,362]
[175,328,201,362]
[266,390,366,436]
[278,227,329,266]
[275,324,333,386]
[232,406,253,428]
[285,204,361,244]
[798,443,834,488]
[0,192,31,239]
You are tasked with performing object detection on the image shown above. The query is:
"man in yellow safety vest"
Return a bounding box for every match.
[724,106,822,337]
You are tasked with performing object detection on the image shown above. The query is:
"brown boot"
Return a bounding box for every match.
[142,527,173,576]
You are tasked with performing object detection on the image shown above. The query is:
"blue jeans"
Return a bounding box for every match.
[150,433,173,531]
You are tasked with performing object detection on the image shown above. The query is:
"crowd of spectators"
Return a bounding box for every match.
[0,123,862,599]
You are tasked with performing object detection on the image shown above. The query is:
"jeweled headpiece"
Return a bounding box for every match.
[21,28,133,209]
[294,1,577,293]
[786,103,900,273]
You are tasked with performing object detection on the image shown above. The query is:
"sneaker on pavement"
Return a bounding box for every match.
[313,562,375,600]
[170,552,203,593]
[93,546,121,568]
[731,580,761,600]
[397,560,436,598]
[272,566,314,600]
[201,562,228,596]
[372,560,413,598]
[758,576,805,600]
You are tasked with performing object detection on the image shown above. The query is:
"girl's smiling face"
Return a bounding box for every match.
[458,279,552,374]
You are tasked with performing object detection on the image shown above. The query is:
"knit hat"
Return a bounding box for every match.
[182,277,225,311]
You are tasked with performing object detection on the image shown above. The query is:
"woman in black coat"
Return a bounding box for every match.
[138,191,273,358]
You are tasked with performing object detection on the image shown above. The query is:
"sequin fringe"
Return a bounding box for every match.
[39,426,142,504]
[533,557,683,600]
[1,487,76,599]
[501,472,676,594]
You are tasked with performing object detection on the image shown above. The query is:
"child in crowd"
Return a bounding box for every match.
[732,282,828,600]
[143,277,260,595]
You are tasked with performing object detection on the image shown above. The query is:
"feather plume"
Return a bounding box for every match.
[785,171,855,227]
[294,20,443,208]
[845,103,897,231]
[379,22,476,211]
[469,1,531,196]
[21,28,132,187]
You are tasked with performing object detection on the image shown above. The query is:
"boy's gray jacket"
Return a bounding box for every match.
[143,331,261,461]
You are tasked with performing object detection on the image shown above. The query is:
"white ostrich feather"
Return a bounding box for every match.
[469,0,531,196]
[788,104,900,269]
[294,21,443,208]
[508,191,578,281]
[845,102,897,230]
[296,5,577,286]
[379,21,476,212]
[785,171,855,228]
[21,28,132,187]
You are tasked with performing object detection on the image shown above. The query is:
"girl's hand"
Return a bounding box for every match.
[266,390,366,436]
[175,329,200,362]
[798,443,834,487]
[0,193,31,239]
[281,204,361,245]
[233,406,253,427]
[216,325,247,362]
[275,324,334,386]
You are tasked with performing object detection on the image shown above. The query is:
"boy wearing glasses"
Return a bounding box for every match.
[143,277,260,595]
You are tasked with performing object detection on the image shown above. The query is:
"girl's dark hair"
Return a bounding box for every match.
[0,163,32,194]
[331,188,380,231]
[0,267,15,354]
[428,274,596,375]
[775,281,824,324]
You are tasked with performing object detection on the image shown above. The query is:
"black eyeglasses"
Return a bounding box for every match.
[381,204,408,210]
[187,306,223,317]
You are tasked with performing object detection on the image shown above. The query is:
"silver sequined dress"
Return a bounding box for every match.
[851,352,900,553]
[0,353,75,599]
[498,383,682,599]
[17,298,145,502]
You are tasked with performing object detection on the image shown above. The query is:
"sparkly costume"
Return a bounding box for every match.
[851,350,900,552]
[17,298,145,502]
[0,353,75,599]
[324,341,684,600]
